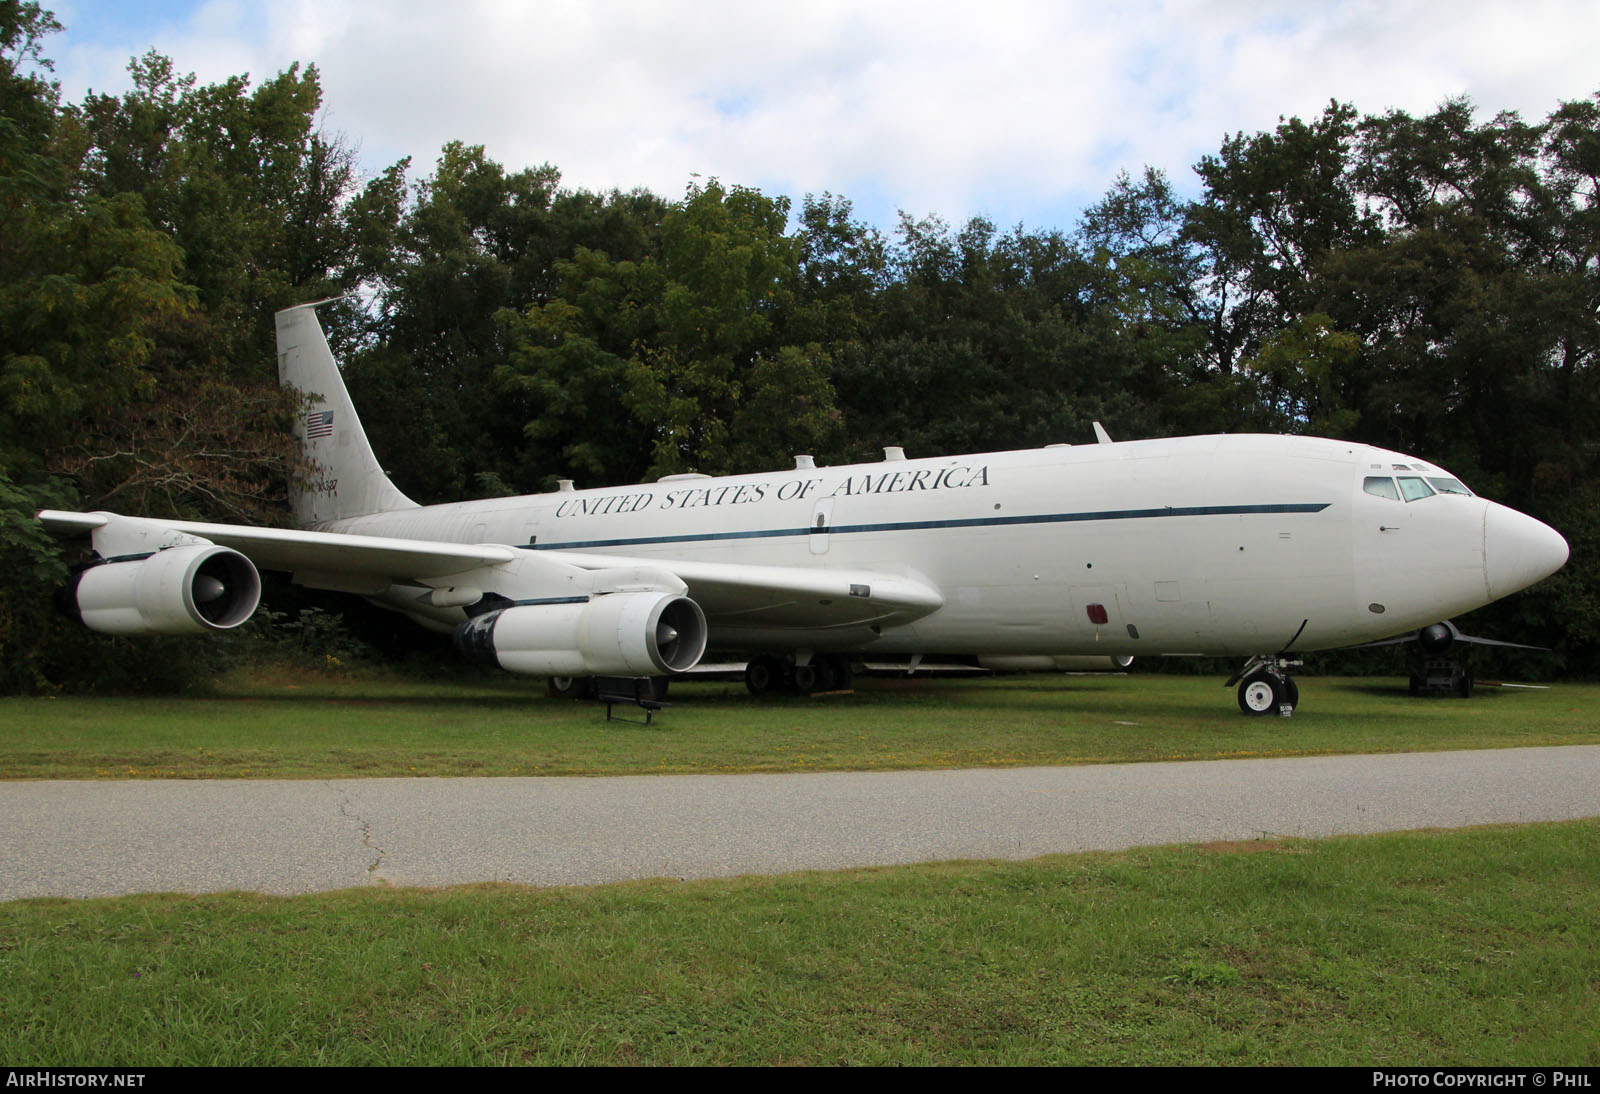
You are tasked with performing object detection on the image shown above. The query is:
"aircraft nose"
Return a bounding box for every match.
[1483,502,1569,600]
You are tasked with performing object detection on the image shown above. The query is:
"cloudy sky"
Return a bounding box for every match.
[37,0,1600,233]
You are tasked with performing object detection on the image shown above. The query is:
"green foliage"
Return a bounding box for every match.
[0,12,405,691]
[250,605,372,668]
[622,180,840,476]
[0,2,58,142]
[348,142,670,498]
[1239,313,1362,435]
[1518,478,1600,671]
[831,212,1168,458]
[500,179,842,482]
[0,469,72,692]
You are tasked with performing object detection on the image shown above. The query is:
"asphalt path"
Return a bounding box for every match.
[3,745,1598,901]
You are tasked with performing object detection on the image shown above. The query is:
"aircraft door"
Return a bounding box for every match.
[1352,471,1411,616]
[810,499,833,555]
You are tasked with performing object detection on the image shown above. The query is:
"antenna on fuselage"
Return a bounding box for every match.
[1093,422,1114,445]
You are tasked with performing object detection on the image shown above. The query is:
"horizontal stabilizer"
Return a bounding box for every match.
[1346,618,1550,653]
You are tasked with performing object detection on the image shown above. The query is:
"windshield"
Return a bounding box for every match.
[1426,476,1473,496]
[1364,476,1401,501]
[1397,476,1436,502]
[1364,458,1476,502]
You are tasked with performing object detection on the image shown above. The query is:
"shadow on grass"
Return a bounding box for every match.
[188,693,547,709]
[1327,679,1520,702]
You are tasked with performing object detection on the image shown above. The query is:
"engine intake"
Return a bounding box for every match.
[66,545,262,635]
[454,592,708,677]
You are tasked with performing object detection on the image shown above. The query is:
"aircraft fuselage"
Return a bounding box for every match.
[319,433,1565,659]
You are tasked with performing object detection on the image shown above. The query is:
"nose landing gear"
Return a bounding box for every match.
[1228,655,1302,716]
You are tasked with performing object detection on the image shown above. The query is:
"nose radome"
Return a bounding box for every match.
[1483,503,1570,600]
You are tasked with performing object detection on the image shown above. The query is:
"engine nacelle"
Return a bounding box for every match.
[65,545,262,635]
[454,592,708,677]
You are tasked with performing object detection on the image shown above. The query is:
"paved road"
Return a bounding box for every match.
[3,746,1598,901]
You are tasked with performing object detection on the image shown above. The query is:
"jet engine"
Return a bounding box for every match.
[454,592,708,677]
[63,545,262,635]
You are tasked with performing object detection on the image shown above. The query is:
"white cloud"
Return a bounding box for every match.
[44,0,1600,232]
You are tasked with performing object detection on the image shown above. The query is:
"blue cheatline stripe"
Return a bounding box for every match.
[524,502,1330,552]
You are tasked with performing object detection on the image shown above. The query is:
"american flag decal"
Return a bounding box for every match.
[306,410,335,439]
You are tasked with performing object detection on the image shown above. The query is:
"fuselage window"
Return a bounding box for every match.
[1363,476,1401,501]
[1426,476,1473,496]
[1397,476,1436,502]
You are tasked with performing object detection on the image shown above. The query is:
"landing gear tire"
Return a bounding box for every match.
[747,654,855,697]
[745,655,784,697]
[1238,671,1296,716]
[547,676,594,700]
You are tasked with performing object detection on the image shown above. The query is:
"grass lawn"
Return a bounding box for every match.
[5,668,1596,1065]
[0,667,1596,779]
[1,820,1594,1065]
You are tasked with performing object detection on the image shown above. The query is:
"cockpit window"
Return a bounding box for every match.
[1364,476,1401,501]
[1426,476,1473,496]
[1397,476,1436,502]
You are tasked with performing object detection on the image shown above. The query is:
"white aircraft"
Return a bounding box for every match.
[39,302,1570,715]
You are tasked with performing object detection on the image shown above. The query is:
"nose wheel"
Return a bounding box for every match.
[1228,654,1302,716]
[1236,670,1299,715]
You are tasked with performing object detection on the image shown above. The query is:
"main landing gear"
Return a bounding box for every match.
[1228,655,1301,716]
[745,653,855,697]
[1409,660,1474,698]
[547,675,595,700]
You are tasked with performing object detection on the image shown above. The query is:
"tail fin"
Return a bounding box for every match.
[275,301,418,528]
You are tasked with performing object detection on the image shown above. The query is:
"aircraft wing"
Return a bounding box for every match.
[534,550,945,629]
[38,510,516,588]
[38,511,943,629]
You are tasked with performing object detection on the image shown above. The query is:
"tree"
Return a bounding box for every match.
[351,142,671,498]
[1076,168,1224,435]
[0,4,195,689]
[73,54,401,372]
[500,180,841,484]
[1184,102,1379,377]
[831,210,1171,459]
[1,14,408,690]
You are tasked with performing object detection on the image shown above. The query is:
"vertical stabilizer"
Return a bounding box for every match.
[276,302,418,528]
